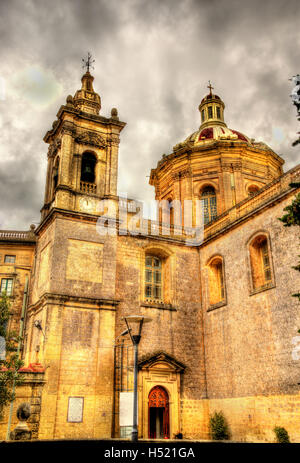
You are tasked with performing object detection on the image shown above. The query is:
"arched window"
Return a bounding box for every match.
[81,152,96,183]
[145,256,162,301]
[207,257,225,306]
[248,185,260,197]
[249,235,273,290]
[201,186,217,224]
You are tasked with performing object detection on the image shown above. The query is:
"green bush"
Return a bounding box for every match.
[273,426,290,443]
[209,411,230,440]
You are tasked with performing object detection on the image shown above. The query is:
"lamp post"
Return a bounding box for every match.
[122,315,152,442]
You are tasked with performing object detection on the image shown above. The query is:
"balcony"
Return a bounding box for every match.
[80,181,97,194]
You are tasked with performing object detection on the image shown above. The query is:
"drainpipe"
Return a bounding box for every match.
[6,275,29,440]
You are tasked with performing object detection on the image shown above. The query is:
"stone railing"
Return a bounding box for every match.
[0,230,36,242]
[204,164,300,240]
[122,165,300,243]
[80,181,97,194]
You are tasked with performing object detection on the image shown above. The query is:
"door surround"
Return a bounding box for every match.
[138,352,185,439]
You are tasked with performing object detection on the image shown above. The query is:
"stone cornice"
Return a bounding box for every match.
[28,292,120,312]
[44,105,126,143]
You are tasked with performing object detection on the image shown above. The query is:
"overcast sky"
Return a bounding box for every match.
[0,0,299,230]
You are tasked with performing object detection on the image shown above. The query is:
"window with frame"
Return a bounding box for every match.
[208,106,213,118]
[4,255,16,263]
[207,257,225,306]
[1,278,13,296]
[145,256,162,301]
[201,109,205,122]
[216,106,221,119]
[249,235,273,290]
[201,186,217,224]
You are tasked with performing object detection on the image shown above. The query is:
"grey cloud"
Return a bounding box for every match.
[0,0,299,229]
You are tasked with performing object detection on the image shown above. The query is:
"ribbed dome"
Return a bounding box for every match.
[185,125,251,144]
[200,93,221,104]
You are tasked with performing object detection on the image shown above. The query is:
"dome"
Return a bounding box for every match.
[200,93,221,104]
[182,86,252,146]
[185,125,251,145]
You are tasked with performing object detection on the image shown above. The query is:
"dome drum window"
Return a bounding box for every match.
[201,186,217,224]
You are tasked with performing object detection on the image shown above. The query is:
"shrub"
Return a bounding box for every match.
[273,426,290,443]
[209,411,230,440]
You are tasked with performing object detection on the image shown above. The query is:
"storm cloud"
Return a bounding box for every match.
[0,0,299,229]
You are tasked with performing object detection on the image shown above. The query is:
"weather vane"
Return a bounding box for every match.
[207,80,214,95]
[82,52,95,73]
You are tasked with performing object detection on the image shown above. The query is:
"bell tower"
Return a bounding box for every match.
[41,56,126,219]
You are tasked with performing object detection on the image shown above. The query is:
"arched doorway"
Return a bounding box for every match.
[148,386,170,439]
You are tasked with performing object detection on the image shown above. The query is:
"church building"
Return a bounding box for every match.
[0,68,300,442]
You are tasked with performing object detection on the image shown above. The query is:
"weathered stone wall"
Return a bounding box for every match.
[114,234,207,438]
[0,243,34,333]
[28,214,117,439]
[198,190,300,439]
[0,372,45,440]
[207,393,300,442]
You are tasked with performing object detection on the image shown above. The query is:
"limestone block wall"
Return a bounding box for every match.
[0,243,34,333]
[115,234,207,437]
[0,372,45,440]
[198,191,300,440]
[37,303,115,439]
[207,393,300,442]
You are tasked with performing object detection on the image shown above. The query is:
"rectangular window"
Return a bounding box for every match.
[4,255,16,263]
[208,106,213,118]
[1,278,13,296]
[145,256,162,301]
[201,109,205,122]
[216,106,221,119]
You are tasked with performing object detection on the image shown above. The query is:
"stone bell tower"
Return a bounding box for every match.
[41,62,126,219]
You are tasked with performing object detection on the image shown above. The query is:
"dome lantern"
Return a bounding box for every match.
[198,82,226,130]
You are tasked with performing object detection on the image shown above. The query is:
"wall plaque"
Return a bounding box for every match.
[67,397,84,423]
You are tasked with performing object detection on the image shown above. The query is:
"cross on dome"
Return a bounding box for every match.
[207,80,214,95]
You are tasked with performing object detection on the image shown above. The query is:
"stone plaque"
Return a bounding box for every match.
[120,391,137,426]
[67,397,84,423]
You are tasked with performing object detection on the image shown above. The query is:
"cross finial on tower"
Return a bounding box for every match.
[82,52,95,73]
[207,80,214,95]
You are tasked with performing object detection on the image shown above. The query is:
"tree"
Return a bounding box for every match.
[209,410,230,440]
[290,74,300,147]
[279,182,300,301]
[0,291,24,418]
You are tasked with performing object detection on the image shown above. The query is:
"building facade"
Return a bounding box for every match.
[0,71,300,442]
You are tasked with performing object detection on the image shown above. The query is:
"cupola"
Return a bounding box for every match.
[73,71,101,115]
[198,82,226,130]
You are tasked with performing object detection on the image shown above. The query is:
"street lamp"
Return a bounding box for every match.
[122,315,152,442]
